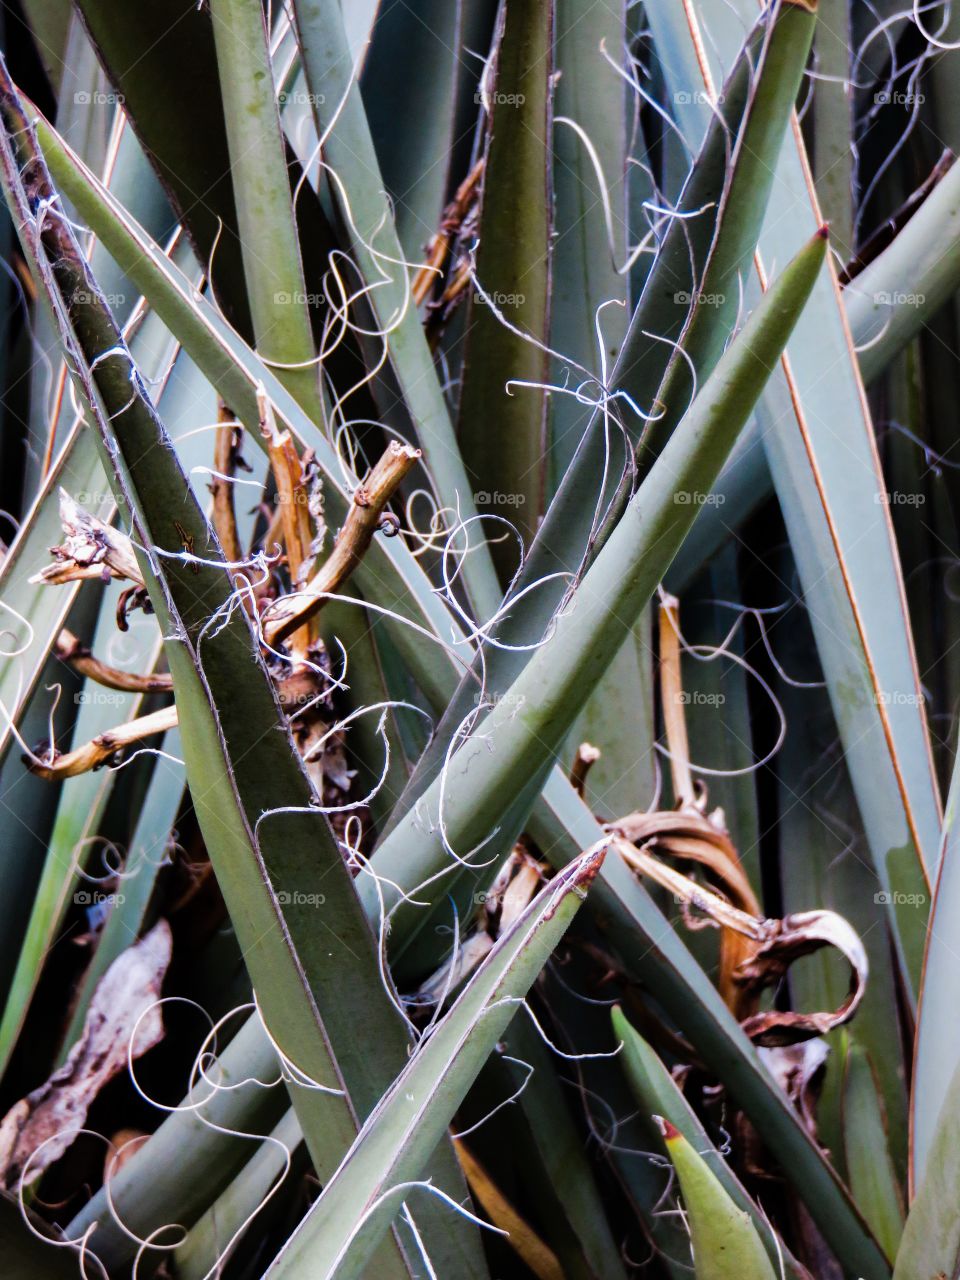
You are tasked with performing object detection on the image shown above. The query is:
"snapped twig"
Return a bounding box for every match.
[257,385,315,660]
[55,628,173,694]
[209,398,244,566]
[570,741,601,798]
[262,440,419,648]
[658,594,695,808]
[26,704,179,780]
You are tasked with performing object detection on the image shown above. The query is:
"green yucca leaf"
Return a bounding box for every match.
[642,0,819,463]
[0,82,482,1279]
[813,0,855,259]
[174,1108,306,1280]
[380,0,815,844]
[842,1041,904,1262]
[66,1012,289,1265]
[58,725,183,1051]
[71,0,251,328]
[893,1056,960,1279]
[0,623,164,1077]
[658,0,940,1003]
[657,1119,777,1280]
[0,426,107,765]
[504,1014,630,1279]
[17,0,71,95]
[774,614,909,1180]
[528,750,888,1280]
[612,1007,807,1280]
[848,157,960,383]
[208,0,321,421]
[261,847,604,1280]
[457,0,552,553]
[369,226,827,969]
[549,0,627,492]
[30,109,469,706]
[361,0,471,267]
[290,0,502,620]
[914,747,960,1184]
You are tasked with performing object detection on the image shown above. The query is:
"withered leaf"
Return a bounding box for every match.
[737,910,868,1046]
[0,919,172,1189]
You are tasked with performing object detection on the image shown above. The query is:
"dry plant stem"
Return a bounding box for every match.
[263,441,421,647]
[257,386,313,584]
[31,491,143,587]
[55,628,173,694]
[412,158,485,307]
[257,385,314,659]
[570,741,601,798]
[210,398,243,565]
[40,363,68,481]
[659,593,695,807]
[613,811,761,917]
[615,835,766,942]
[27,704,179,780]
[655,594,763,1010]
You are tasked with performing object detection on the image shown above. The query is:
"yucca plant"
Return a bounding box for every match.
[1,0,959,1275]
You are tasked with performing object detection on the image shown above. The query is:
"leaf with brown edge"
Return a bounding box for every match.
[0,920,171,1190]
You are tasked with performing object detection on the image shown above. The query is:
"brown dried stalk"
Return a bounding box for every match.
[658,594,695,807]
[412,158,484,307]
[570,741,601,798]
[653,593,761,1010]
[55,628,173,694]
[209,399,244,565]
[258,385,314,586]
[262,441,419,648]
[26,704,178,780]
[258,385,315,659]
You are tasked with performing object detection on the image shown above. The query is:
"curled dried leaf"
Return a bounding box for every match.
[737,910,868,1046]
[614,835,866,1047]
[0,920,172,1189]
[610,807,761,1012]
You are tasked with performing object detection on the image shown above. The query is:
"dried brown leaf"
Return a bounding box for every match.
[0,920,172,1189]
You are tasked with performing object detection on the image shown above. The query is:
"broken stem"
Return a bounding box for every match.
[570,741,601,799]
[258,385,315,660]
[55,628,173,694]
[658,594,695,808]
[262,441,420,648]
[614,835,767,943]
[210,399,244,566]
[27,704,179,780]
